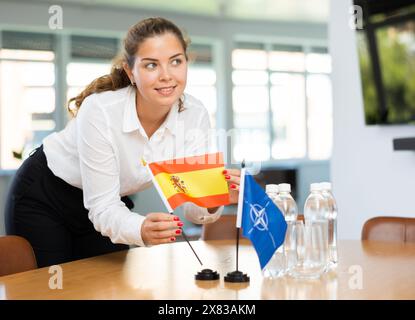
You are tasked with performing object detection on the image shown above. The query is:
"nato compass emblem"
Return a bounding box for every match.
[246,201,276,248]
[170,175,188,194]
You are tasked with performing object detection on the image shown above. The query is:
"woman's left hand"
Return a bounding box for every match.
[223,168,241,204]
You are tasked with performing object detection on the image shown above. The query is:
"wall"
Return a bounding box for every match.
[329,0,415,239]
[297,161,330,212]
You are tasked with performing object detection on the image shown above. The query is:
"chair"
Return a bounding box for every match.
[201,215,238,240]
[0,236,37,277]
[361,216,415,243]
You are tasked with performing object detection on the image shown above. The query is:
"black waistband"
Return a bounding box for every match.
[24,144,134,210]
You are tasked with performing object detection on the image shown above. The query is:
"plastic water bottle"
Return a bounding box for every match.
[320,182,338,269]
[277,183,298,272]
[277,183,298,223]
[263,184,286,278]
[303,183,329,268]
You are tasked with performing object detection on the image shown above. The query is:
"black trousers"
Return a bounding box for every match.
[4,145,130,268]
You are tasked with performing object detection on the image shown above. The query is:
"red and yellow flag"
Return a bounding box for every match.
[147,152,230,210]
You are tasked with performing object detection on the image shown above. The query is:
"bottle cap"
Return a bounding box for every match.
[320,182,332,191]
[266,184,279,194]
[278,183,291,192]
[310,183,322,192]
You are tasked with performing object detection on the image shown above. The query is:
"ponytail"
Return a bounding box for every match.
[67,55,130,117]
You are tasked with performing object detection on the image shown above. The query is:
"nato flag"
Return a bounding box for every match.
[241,174,287,269]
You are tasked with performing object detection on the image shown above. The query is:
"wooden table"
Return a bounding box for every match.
[0,240,414,299]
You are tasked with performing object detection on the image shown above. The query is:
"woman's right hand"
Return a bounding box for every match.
[141,212,183,245]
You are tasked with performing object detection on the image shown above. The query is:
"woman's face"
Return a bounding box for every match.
[128,32,187,109]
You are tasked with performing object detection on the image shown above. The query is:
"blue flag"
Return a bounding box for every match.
[241,173,287,269]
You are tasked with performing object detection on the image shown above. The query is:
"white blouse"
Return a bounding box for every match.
[43,86,223,247]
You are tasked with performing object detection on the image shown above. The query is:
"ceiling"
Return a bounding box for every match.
[38,0,330,23]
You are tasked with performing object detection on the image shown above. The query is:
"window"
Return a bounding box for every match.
[0,31,55,169]
[67,35,118,114]
[66,62,111,110]
[232,43,332,162]
[232,44,270,161]
[186,43,217,128]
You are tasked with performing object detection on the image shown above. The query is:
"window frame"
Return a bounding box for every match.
[0,49,56,171]
[231,36,332,165]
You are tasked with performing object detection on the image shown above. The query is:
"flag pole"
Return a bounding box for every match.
[141,158,203,267]
[236,228,240,272]
[235,160,246,272]
[224,160,249,283]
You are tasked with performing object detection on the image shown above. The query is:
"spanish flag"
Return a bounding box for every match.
[146,152,230,210]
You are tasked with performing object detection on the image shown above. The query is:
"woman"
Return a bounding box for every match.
[5,17,241,268]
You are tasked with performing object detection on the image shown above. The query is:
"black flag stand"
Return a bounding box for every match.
[168,212,219,281]
[224,160,249,283]
[189,226,220,280]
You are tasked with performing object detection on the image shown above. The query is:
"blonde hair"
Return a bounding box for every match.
[67,17,190,117]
